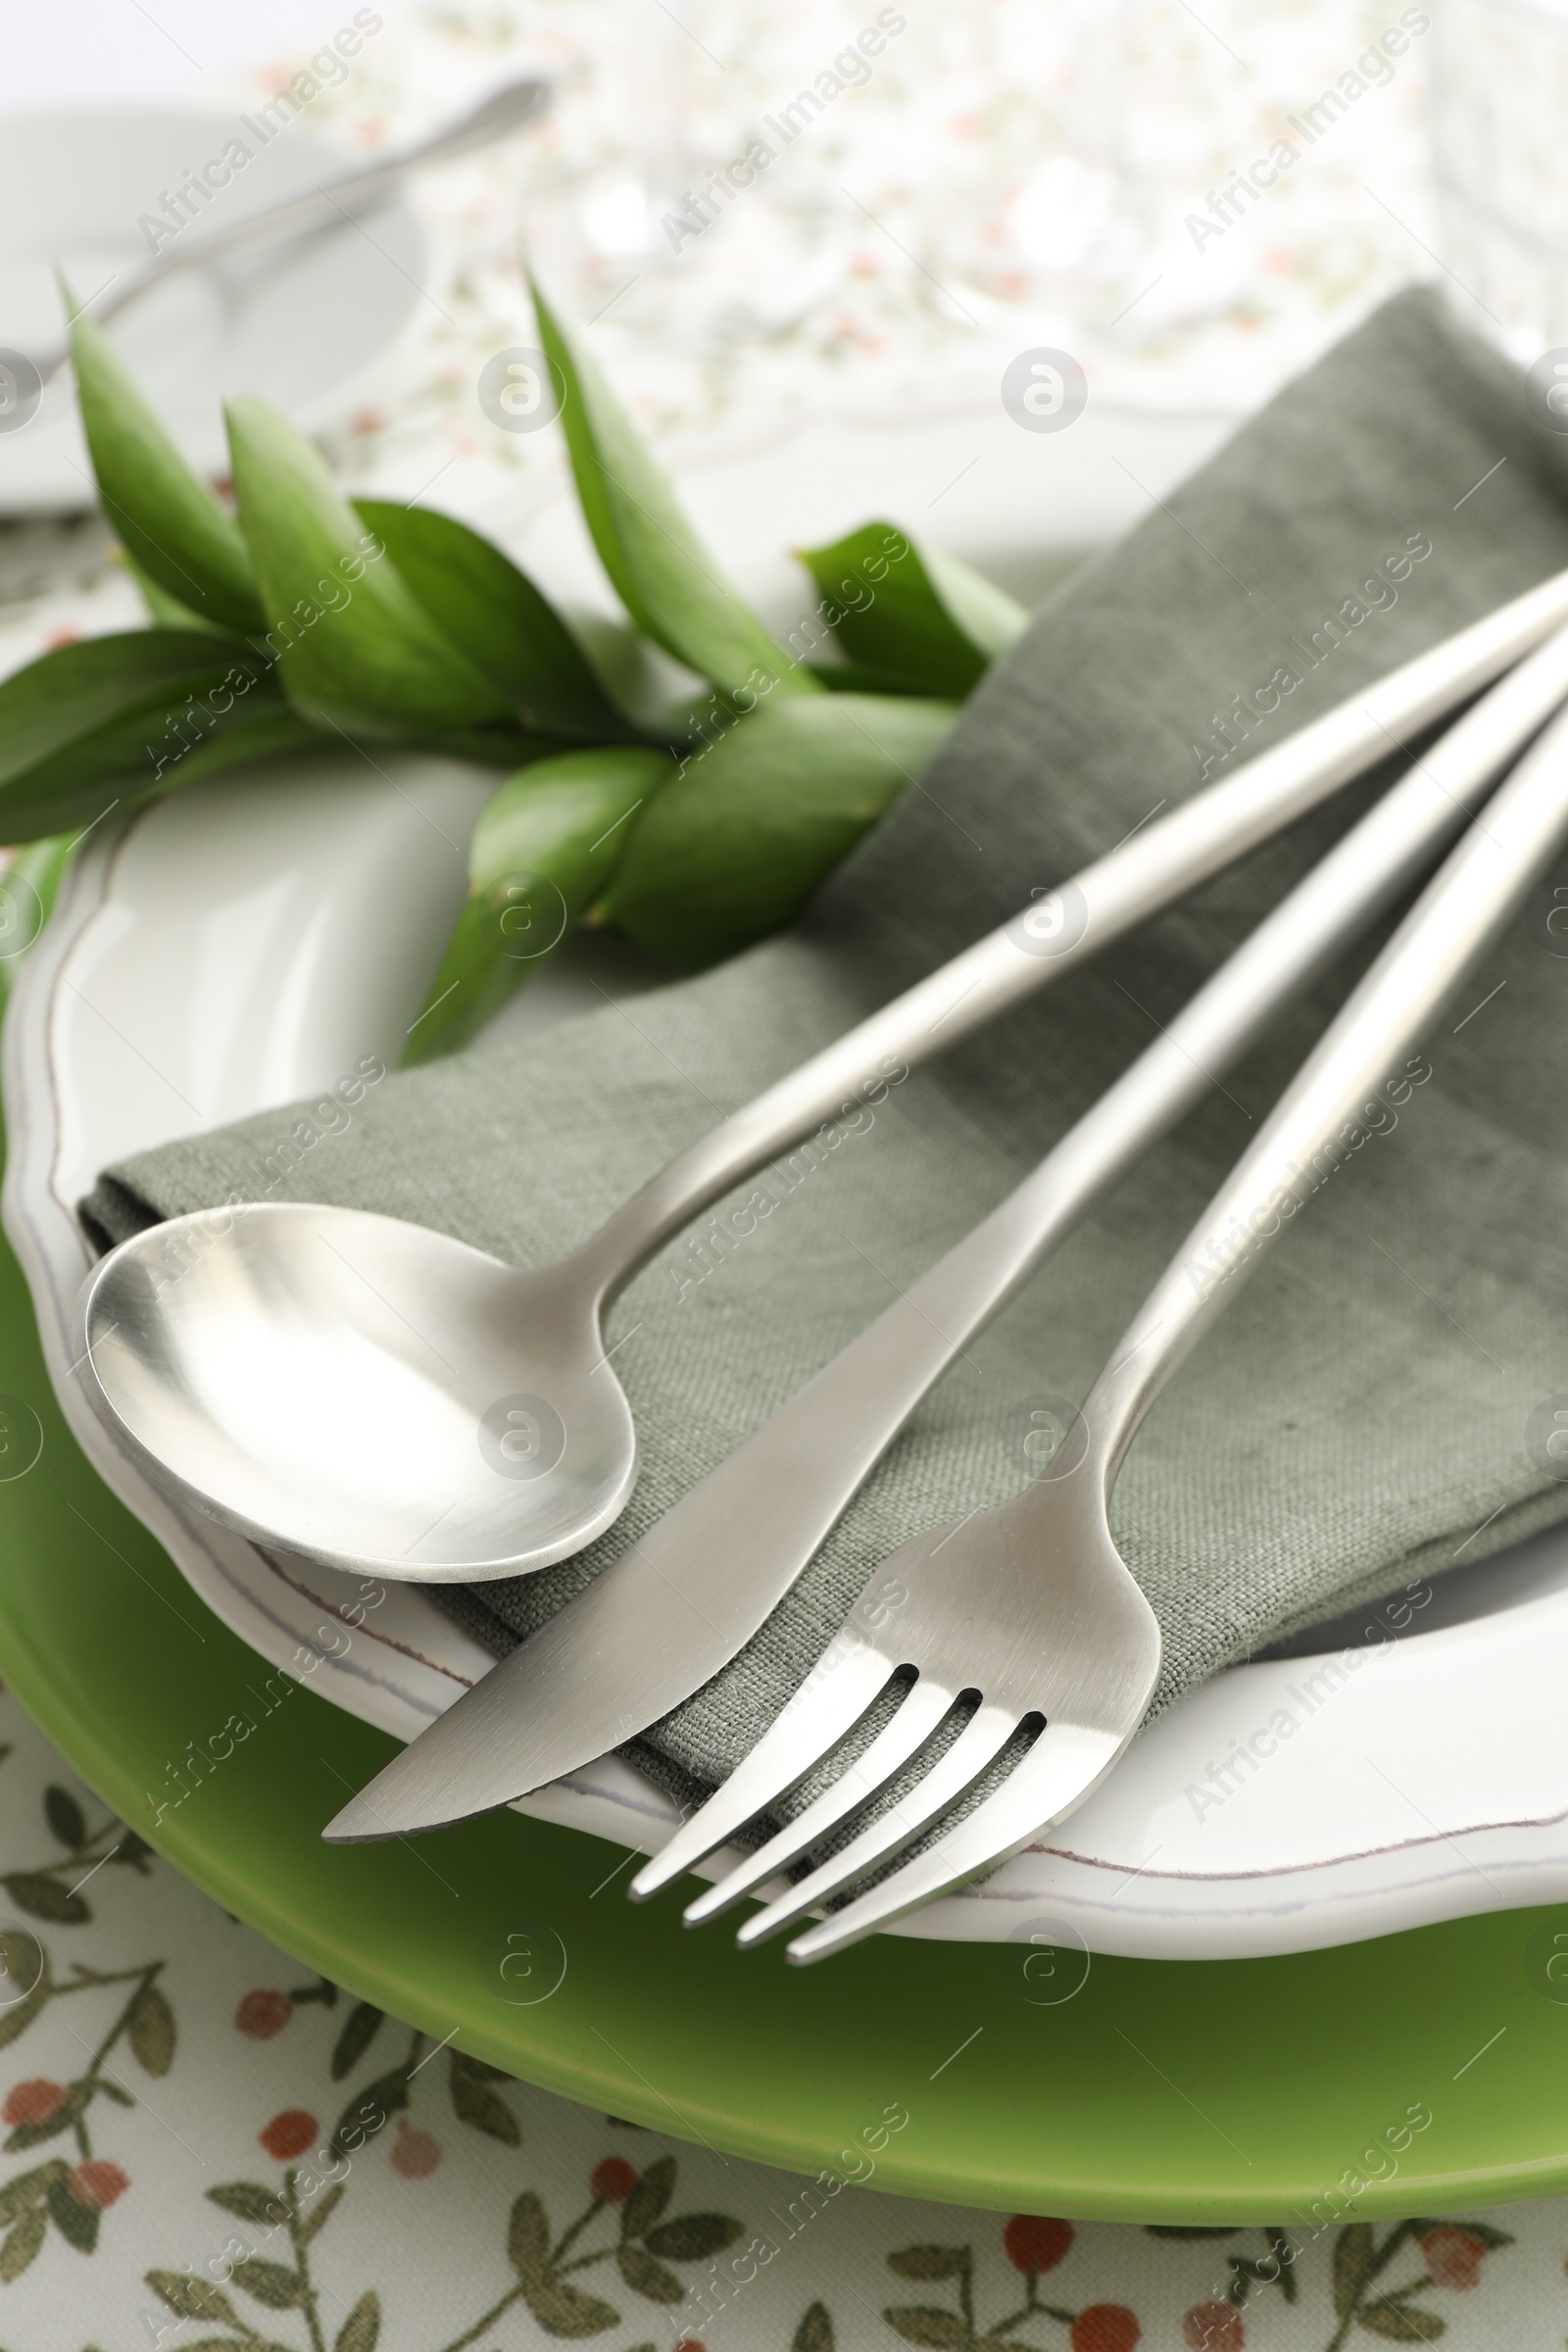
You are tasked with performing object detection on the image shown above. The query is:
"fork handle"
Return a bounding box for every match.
[1079,674,1568,1489]
[577,567,1568,1305]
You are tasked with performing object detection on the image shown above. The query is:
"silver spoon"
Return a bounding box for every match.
[22,78,552,388]
[70,570,1568,1582]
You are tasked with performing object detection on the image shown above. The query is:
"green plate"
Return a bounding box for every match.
[3,1192,1567,2223]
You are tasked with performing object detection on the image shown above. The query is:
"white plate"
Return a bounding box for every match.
[12,404,1568,1962]
[0,108,426,514]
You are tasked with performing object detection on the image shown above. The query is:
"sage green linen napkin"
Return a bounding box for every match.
[84,287,1568,1816]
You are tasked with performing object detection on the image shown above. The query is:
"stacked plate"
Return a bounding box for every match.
[4,409,1568,2219]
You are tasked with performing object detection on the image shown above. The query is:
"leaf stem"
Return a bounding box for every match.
[551,2193,607,2270]
[283,2168,330,2352]
[429,2279,527,2352]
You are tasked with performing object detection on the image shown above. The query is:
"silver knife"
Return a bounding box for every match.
[319,607,1568,1843]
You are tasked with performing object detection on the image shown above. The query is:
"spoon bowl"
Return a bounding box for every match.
[74,1202,635,1580]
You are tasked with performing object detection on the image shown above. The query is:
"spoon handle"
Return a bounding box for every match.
[582,566,1568,1304]
[1078,638,1568,1492]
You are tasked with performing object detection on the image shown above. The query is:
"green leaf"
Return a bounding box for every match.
[299,2180,345,2244]
[644,2213,744,2261]
[327,2063,410,2162]
[329,1999,384,2082]
[616,2242,684,2303]
[353,499,633,741]
[532,278,811,700]
[70,305,266,638]
[601,690,956,965]
[448,2048,521,2144]
[520,2276,623,2338]
[334,2287,381,2352]
[794,2301,835,2352]
[225,398,517,744]
[1,1872,86,1927]
[797,522,1023,700]
[124,554,230,635]
[0,628,322,843]
[0,2202,46,2282]
[228,2256,306,2309]
[146,2270,243,2325]
[1334,2224,1377,2319]
[1357,2298,1445,2342]
[920,545,1030,662]
[620,2155,675,2242]
[128,1982,175,2076]
[45,2170,99,2253]
[508,2189,551,2284]
[207,2180,291,2229]
[805,657,946,697]
[403,746,675,1063]
[887,2247,971,2280]
[0,2162,65,2227]
[881,2305,971,2349]
[42,1787,85,1850]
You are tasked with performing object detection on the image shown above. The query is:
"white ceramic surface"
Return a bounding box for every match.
[0,108,426,513]
[10,412,1568,1961]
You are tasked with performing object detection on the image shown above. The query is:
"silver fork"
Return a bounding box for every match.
[632,689,1568,1964]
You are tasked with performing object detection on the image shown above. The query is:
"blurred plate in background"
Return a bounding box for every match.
[0,107,426,513]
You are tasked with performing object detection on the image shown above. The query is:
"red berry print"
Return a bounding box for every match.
[390,2119,441,2178]
[1069,2306,1141,2352]
[591,2156,639,2202]
[1184,2303,1244,2351]
[1420,2228,1488,2290]
[68,2159,128,2209]
[1003,2213,1074,2274]
[234,1989,294,2039]
[259,2109,318,2161]
[1,2079,66,2128]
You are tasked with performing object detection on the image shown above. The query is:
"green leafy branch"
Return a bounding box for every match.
[882,2240,1085,2350]
[0,1955,172,2282]
[318,2009,519,2157]
[0,279,1020,1059]
[4,1781,152,1928]
[1326,2218,1514,2347]
[442,2153,743,2347]
[149,2165,377,2352]
[1145,2222,1298,2317]
[147,2149,740,2352]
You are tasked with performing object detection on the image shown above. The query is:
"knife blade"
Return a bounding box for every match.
[319,1266,955,1839]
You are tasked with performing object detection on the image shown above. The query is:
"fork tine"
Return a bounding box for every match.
[784,1720,1126,1964]
[733,1701,1019,1947]
[628,1629,891,1901]
[682,1674,957,1926]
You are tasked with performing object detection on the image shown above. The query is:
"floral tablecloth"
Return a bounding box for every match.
[0,1678,1560,2351]
[6,1,1568,2342]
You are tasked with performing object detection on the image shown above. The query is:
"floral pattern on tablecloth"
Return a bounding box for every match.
[0,1690,1556,2351]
